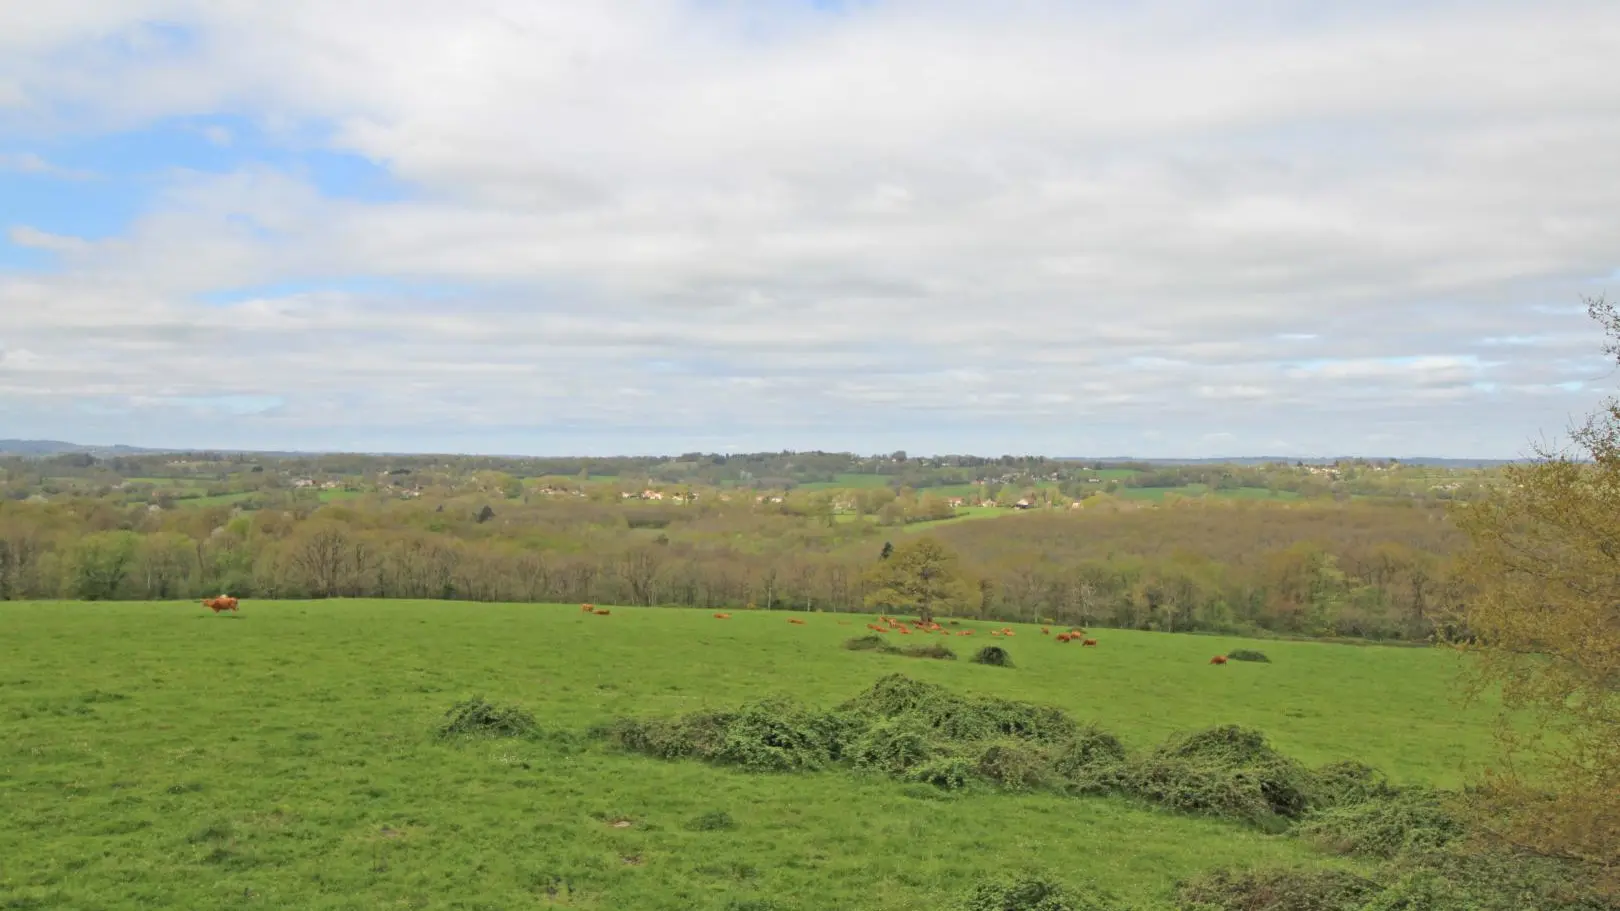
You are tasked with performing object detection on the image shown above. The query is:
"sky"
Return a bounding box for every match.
[1,1,1618,459]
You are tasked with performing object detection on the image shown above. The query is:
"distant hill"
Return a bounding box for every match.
[1062,456,1520,468]
[0,439,166,456]
[0,439,1518,466]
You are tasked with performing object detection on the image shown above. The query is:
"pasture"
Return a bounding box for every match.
[0,601,1494,910]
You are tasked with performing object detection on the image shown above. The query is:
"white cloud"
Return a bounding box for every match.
[0,0,1617,455]
[7,225,90,253]
[0,152,94,179]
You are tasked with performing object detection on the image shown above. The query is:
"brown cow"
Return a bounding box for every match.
[788,618,806,625]
[1081,638,1098,647]
[714,613,732,619]
[1210,655,1229,665]
[581,603,596,613]
[594,609,611,616]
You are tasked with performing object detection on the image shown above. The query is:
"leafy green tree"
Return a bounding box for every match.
[1453,296,1620,883]
[71,531,139,600]
[863,536,972,625]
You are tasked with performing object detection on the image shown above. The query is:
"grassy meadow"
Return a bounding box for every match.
[0,601,1495,910]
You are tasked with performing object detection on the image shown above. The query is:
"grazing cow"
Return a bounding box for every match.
[1056,633,1071,643]
[788,618,806,625]
[581,604,596,613]
[714,613,732,619]
[202,595,238,613]
[1042,627,1050,635]
[1081,638,1098,647]
[1210,655,1229,665]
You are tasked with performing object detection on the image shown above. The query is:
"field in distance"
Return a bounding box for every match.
[0,601,1494,910]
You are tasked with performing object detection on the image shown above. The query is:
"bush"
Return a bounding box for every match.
[1127,726,1315,825]
[962,876,1126,911]
[1376,848,1614,911]
[844,634,897,652]
[1227,649,1271,663]
[841,675,1076,745]
[972,646,1014,668]
[975,741,1052,790]
[1298,790,1462,859]
[1307,761,1400,809]
[906,754,976,791]
[712,698,847,772]
[1174,867,1382,911]
[849,718,938,774]
[1051,727,1132,795]
[437,697,537,739]
[899,643,957,660]
[601,710,734,761]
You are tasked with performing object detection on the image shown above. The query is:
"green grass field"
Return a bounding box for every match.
[175,491,258,508]
[0,601,1494,910]
[1112,486,1299,502]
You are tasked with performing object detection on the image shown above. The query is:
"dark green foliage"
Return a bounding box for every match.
[844,636,955,660]
[1227,649,1271,663]
[607,699,859,772]
[840,675,1076,744]
[899,642,957,660]
[710,698,845,772]
[972,645,1014,667]
[437,697,537,739]
[1307,761,1400,809]
[1128,726,1315,825]
[1371,848,1615,911]
[1179,852,1614,911]
[974,740,1051,790]
[600,710,734,760]
[1298,789,1463,858]
[905,754,976,790]
[1051,726,1132,795]
[849,717,937,774]
[1174,867,1382,911]
[684,811,736,832]
[962,876,1126,911]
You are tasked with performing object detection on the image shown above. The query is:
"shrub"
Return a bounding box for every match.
[899,643,957,660]
[841,675,1076,745]
[972,646,1014,668]
[1051,727,1131,795]
[906,754,976,791]
[1299,790,1462,859]
[712,698,846,772]
[849,717,938,774]
[962,876,1126,911]
[844,634,897,652]
[1307,760,1400,809]
[1376,848,1614,911]
[1227,649,1271,663]
[1174,867,1382,911]
[684,810,736,832]
[1127,726,1315,825]
[437,697,537,739]
[601,710,734,761]
[974,741,1052,791]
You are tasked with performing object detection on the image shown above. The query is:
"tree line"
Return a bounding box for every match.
[0,493,1467,642]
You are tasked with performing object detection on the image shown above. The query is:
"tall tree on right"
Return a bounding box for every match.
[1455,296,1620,881]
